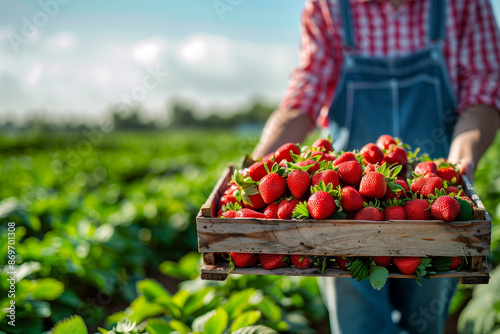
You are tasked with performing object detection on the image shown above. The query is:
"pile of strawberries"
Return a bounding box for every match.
[216,135,474,289]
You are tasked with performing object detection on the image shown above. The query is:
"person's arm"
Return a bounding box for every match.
[252,108,312,158]
[447,0,500,181]
[447,105,499,182]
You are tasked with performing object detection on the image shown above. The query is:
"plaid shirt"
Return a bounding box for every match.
[280,0,500,125]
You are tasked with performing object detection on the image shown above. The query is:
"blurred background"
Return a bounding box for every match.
[0,1,500,333]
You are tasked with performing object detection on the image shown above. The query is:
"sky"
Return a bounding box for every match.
[1,0,500,124]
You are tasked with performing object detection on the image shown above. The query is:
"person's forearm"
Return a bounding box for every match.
[252,108,313,158]
[448,104,500,178]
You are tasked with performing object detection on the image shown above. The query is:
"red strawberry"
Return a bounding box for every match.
[449,257,462,269]
[259,254,288,270]
[405,199,432,220]
[291,255,313,269]
[383,205,406,220]
[312,138,334,153]
[325,154,336,162]
[278,197,300,219]
[359,171,388,199]
[220,210,237,218]
[376,134,397,150]
[385,147,407,166]
[373,256,392,267]
[224,183,239,195]
[295,159,320,174]
[220,192,240,207]
[420,177,444,197]
[363,163,379,174]
[354,207,384,221]
[437,166,460,186]
[230,252,258,268]
[445,186,461,195]
[333,152,357,166]
[341,186,364,212]
[410,175,427,193]
[243,192,267,210]
[335,257,349,270]
[311,170,340,189]
[360,143,384,165]
[393,257,421,275]
[248,161,275,182]
[337,160,362,186]
[431,196,460,222]
[259,172,286,203]
[307,191,336,219]
[263,202,279,219]
[274,143,300,163]
[287,169,311,198]
[235,208,267,218]
[415,161,438,175]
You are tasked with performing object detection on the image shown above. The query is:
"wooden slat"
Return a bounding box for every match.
[199,165,234,218]
[201,263,490,281]
[197,218,490,257]
[461,175,486,220]
[203,253,216,265]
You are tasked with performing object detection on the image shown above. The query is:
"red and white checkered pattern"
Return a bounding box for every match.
[280,0,500,125]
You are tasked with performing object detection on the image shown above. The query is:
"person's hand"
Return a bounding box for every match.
[455,157,475,184]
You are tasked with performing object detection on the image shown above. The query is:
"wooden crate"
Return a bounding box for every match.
[197,164,491,284]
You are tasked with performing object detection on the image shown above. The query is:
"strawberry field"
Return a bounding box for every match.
[0,129,500,334]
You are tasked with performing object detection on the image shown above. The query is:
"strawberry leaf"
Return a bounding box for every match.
[331,211,347,220]
[349,258,369,282]
[369,264,389,290]
[457,197,475,221]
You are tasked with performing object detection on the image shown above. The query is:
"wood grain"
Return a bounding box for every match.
[462,175,486,220]
[197,218,490,256]
[199,165,233,218]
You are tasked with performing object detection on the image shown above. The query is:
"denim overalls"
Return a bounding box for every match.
[328,0,457,159]
[319,0,458,333]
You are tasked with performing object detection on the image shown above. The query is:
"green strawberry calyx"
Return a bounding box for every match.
[310,180,339,197]
[292,201,309,220]
[414,257,433,286]
[382,198,408,208]
[376,162,405,194]
[222,202,242,213]
[263,161,286,177]
[232,170,259,206]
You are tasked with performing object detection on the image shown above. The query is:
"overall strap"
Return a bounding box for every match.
[429,0,446,41]
[339,0,356,48]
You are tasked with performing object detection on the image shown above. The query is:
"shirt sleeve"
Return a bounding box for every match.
[279,0,344,124]
[457,0,500,113]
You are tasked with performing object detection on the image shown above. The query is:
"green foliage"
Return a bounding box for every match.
[0,130,259,332]
[50,315,88,334]
[458,266,500,333]
[102,253,326,333]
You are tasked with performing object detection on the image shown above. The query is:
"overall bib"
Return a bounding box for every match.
[319,0,458,333]
[328,0,457,159]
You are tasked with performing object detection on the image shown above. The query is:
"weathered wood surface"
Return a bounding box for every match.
[462,175,487,220]
[197,218,490,256]
[196,167,491,257]
[201,263,490,281]
[199,165,234,218]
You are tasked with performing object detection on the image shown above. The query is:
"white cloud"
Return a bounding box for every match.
[0,29,299,122]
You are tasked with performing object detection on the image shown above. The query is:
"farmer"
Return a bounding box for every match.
[252,0,500,333]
